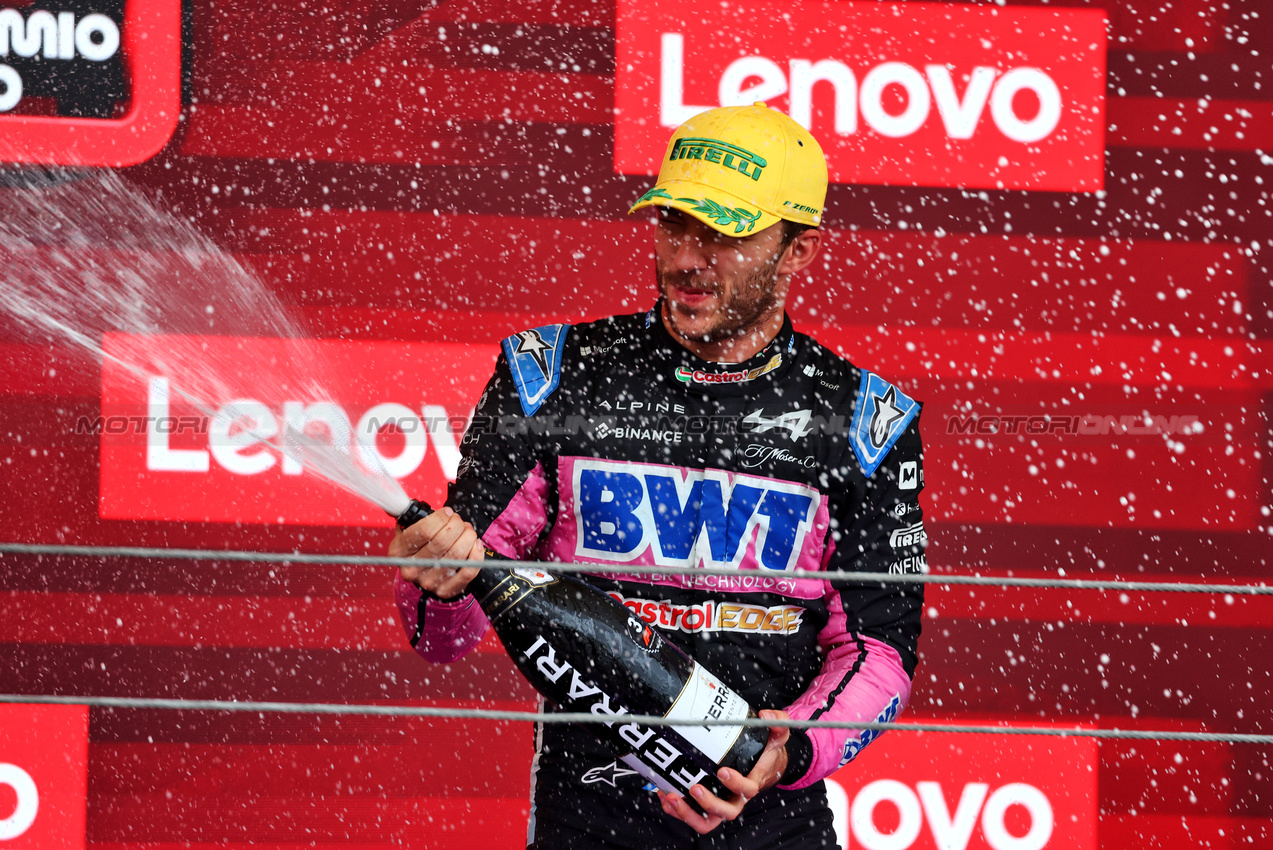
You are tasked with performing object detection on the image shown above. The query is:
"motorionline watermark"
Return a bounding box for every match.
[75,412,852,439]
[73,410,1205,441]
[946,413,1203,436]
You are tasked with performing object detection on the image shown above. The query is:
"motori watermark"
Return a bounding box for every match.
[946,413,1203,437]
[77,414,208,435]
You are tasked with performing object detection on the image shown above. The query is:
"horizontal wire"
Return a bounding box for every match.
[2,694,1270,744]
[4,545,1269,746]
[1,542,1270,595]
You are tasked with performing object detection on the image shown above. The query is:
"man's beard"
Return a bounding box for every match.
[656,254,784,345]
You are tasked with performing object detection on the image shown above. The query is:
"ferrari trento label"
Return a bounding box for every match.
[480,573,538,622]
[482,568,558,621]
[664,662,747,762]
[523,637,711,793]
[513,567,558,587]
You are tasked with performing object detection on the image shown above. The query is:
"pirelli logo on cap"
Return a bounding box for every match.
[669,137,766,181]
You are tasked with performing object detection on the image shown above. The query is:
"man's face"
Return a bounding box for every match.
[654,207,791,347]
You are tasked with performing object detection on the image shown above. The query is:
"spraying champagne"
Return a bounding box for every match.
[396,499,769,804]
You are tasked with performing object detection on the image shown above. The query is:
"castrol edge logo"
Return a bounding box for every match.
[608,592,805,636]
[825,727,1097,850]
[0,0,180,166]
[97,335,496,526]
[615,0,1107,192]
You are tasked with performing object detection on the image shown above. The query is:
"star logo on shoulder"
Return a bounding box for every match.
[869,386,906,449]
[515,329,553,376]
[581,760,640,787]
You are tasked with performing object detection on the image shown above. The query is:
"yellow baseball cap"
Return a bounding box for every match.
[629,102,828,236]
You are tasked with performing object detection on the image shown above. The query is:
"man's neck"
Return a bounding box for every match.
[661,303,785,364]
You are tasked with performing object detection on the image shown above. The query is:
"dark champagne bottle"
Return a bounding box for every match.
[397,499,769,802]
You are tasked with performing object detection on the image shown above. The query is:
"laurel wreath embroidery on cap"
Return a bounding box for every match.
[637,188,761,234]
[685,198,761,234]
[636,187,673,204]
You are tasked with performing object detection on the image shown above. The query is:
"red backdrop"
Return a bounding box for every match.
[0,0,1270,847]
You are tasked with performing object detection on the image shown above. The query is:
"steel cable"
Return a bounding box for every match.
[4,542,1268,746]
[1,542,1269,595]
[0,694,1269,744]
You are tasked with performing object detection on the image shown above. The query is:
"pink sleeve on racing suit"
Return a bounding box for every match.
[394,461,553,664]
[778,591,913,790]
[476,460,552,561]
[394,578,490,664]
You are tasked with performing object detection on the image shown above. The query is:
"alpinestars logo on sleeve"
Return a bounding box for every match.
[869,387,906,449]
[502,323,570,416]
[514,329,554,377]
[850,372,920,477]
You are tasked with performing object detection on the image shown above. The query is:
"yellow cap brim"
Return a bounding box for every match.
[628,179,783,237]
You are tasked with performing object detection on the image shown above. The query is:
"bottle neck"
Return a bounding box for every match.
[466,557,509,599]
[396,500,511,602]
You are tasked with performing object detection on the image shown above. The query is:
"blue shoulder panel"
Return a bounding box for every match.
[850,370,920,477]
[502,324,571,416]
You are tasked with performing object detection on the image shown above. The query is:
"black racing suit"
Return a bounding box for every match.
[395,304,927,849]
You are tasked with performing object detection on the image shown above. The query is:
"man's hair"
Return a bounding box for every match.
[779,220,813,251]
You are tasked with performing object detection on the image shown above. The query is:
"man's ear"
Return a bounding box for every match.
[777,228,822,276]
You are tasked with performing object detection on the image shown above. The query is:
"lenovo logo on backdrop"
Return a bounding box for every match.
[615,0,1107,192]
[824,727,1097,850]
[99,335,496,526]
[0,705,89,849]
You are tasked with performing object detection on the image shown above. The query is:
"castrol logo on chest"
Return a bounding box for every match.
[97,335,496,526]
[615,0,1107,192]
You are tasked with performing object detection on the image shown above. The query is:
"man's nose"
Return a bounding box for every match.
[669,231,712,271]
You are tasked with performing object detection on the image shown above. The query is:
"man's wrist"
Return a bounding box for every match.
[778,728,813,786]
[424,588,472,605]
